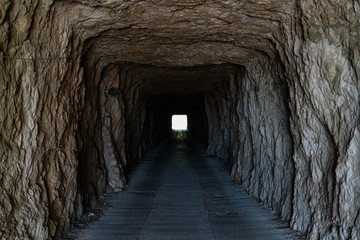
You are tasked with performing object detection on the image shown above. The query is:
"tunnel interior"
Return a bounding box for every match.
[1,1,359,239]
[73,17,298,233]
[77,62,247,197]
[77,51,294,225]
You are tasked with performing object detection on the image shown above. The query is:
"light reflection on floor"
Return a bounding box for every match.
[172,130,188,169]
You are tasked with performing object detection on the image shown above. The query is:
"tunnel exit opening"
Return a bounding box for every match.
[172,115,188,131]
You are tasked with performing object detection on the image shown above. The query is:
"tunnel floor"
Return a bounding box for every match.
[74,134,298,240]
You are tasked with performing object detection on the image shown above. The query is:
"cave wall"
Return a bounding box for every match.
[205,63,294,221]
[99,65,127,191]
[118,66,148,168]
[0,0,359,239]
[232,62,294,221]
[78,62,151,200]
[282,1,360,238]
[0,1,84,239]
[77,53,106,210]
[204,1,360,238]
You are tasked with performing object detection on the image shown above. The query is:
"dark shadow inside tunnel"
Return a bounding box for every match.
[143,94,209,146]
[76,62,239,208]
[76,60,294,225]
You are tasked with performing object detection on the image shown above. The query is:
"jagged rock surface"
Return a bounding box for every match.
[205,62,294,221]
[286,2,360,238]
[0,0,359,239]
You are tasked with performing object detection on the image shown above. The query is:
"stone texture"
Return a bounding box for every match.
[1,1,84,239]
[101,116,126,191]
[0,0,359,239]
[205,62,294,222]
[284,2,360,239]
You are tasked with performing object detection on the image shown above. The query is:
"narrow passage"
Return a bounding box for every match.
[75,135,297,240]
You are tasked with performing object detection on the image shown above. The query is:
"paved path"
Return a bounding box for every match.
[75,136,298,240]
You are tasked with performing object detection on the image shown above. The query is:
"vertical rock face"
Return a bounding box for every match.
[0,0,359,239]
[205,63,294,221]
[76,62,149,208]
[0,1,84,239]
[284,1,360,238]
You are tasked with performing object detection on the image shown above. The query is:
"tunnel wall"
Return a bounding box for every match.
[77,54,107,210]
[77,63,153,204]
[205,63,294,221]
[0,2,84,239]
[281,1,360,238]
[118,67,148,168]
[203,2,360,238]
[0,1,359,240]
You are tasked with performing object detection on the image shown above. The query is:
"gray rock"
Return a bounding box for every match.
[0,0,359,239]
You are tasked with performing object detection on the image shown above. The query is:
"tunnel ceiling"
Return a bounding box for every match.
[58,0,295,100]
[119,63,238,96]
[146,94,206,114]
[57,0,294,67]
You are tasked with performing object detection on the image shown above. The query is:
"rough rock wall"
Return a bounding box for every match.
[204,0,360,238]
[1,0,360,239]
[100,66,127,191]
[77,54,107,209]
[118,66,148,168]
[204,93,223,157]
[236,63,294,221]
[78,62,150,202]
[280,1,360,239]
[0,1,84,239]
[205,63,294,221]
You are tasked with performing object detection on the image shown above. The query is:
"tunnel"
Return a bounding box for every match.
[0,0,360,239]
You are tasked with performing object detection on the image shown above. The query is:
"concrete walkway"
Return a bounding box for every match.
[75,136,299,240]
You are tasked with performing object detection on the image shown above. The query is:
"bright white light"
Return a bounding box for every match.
[172,115,188,131]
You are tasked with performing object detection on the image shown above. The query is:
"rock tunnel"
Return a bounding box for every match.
[0,0,359,239]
